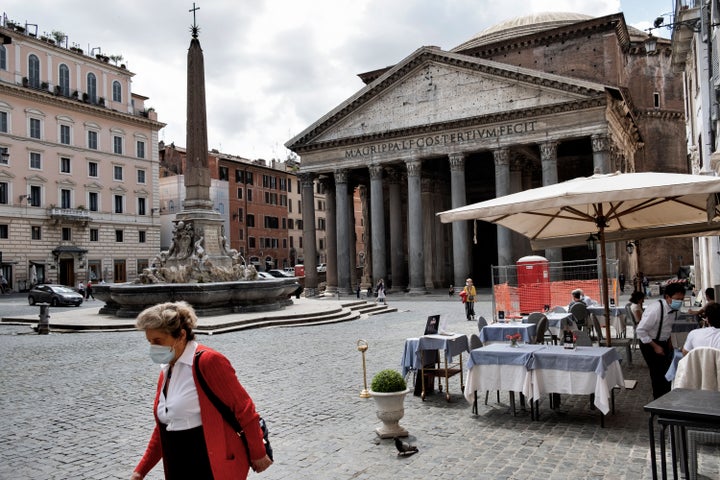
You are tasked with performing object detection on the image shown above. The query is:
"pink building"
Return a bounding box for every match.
[0,20,165,291]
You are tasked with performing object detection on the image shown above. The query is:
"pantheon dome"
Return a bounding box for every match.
[451,11,647,52]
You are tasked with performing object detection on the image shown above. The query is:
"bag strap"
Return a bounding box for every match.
[193,350,252,460]
[654,300,664,342]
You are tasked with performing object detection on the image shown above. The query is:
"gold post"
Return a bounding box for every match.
[357,339,370,398]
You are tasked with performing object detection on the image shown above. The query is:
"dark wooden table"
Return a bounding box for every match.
[643,389,720,479]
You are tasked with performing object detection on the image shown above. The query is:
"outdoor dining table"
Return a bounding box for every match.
[479,321,537,345]
[525,345,625,425]
[401,334,469,401]
[464,343,546,415]
[523,312,575,339]
[587,305,626,338]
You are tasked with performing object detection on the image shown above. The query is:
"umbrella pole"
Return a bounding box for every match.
[598,227,612,347]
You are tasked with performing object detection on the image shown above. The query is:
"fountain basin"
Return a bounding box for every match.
[93,278,300,317]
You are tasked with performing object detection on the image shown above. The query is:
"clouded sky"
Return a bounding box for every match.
[4,0,673,161]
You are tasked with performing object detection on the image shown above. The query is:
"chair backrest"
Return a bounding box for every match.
[592,314,604,343]
[569,302,589,326]
[469,333,483,350]
[624,303,636,326]
[477,316,488,334]
[534,315,548,344]
[575,330,593,346]
[551,306,567,313]
[673,347,720,391]
[527,312,544,324]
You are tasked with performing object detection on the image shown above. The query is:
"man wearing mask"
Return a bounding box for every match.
[636,282,686,398]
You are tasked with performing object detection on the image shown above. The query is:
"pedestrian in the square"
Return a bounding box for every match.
[77,281,85,298]
[86,280,94,300]
[463,278,476,321]
[0,273,8,294]
[131,301,272,480]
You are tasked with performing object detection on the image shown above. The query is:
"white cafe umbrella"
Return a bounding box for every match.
[438,172,720,345]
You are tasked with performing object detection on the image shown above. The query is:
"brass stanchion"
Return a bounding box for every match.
[357,339,370,398]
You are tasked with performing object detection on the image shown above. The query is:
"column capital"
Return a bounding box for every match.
[591,133,611,153]
[493,148,510,166]
[317,174,334,190]
[297,172,315,188]
[405,159,422,177]
[448,152,466,171]
[539,141,558,161]
[368,164,384,180]
[334,168,348,184]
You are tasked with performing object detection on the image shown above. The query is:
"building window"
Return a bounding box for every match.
[0,181,7,204]
[29,185,41,206]
[249,237,256,248]
[0,111,7,133]
[0,45,6,70]
[60,157,71,174]
[115,229,124,242]
[88,192,99,211]
[60,189,71,209]
[58,64,70,97]
[88,130,98,150]
[29,118,41,139]
[62,227,72,241]
[113,136,123,154]
[112,80,122,102]
[0,224,8,238]
[28,54,41,88]
[237,188,243,199]
[88,161,98,177]
[0,146,7,165]
[114,195,124,213]
[90,228,99,242]
[136,140,145,159]
[60,125,71,145]
[31,226,41,240]
[246,172,253,184]
[235,169,244,182]
[219,166,229,181]
[247,189,253,202]
[87,72,97,103]
[297,219,303,230]
[138,197,146,215]
[237,207,243,221]
[30,152,41,170]
[139,230,146,243]
[137,169,146,184]
[113,165,123,181]
[288,219,294,229]
[246,214,255,227]
[654,92,660,109]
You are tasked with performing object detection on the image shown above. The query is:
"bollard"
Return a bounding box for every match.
[37,303,50,335]
[357,339,370,398]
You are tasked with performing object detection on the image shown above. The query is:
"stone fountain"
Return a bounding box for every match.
[94,12,298,317]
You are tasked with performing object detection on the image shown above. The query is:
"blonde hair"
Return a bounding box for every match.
[135,301,197,340]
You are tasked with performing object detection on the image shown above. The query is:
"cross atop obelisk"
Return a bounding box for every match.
[189,3,200,38]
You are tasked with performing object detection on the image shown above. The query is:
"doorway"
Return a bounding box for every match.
[59,258,75,287]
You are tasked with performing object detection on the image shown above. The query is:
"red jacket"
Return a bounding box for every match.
[135,345,266,480]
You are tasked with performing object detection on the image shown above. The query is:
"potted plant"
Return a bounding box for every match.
[369,369,411,438]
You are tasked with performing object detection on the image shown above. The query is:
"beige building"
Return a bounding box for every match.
[0,20,164,290]
[287,12,690,295]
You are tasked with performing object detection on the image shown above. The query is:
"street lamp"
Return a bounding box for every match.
[586,234,598,251]
[626,241,635,255]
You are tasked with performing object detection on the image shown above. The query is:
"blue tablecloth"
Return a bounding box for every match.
[466,343,547,369]
[400,334,469,377]
[528,346,621,378]
[665,349,684,382]
[479,322,537,344]
[524,312,575,336]
[588,306,625,317]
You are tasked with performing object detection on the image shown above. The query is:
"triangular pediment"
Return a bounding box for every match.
[287,47,608,149]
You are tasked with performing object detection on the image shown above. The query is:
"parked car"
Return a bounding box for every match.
[256,272,274,280]
[268,269,293,278]
[28,284,84,307]
[316,263,327,273]
[283,267,295,275]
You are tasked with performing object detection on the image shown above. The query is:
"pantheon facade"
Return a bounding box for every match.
[286,12,688,295]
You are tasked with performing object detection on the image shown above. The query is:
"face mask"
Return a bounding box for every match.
[670,299,683,311]
[149,344,175,364]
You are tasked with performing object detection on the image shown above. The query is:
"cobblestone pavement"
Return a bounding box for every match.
[1,292,718,479]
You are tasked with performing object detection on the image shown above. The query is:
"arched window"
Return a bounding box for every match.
[112,80,122,102]
[58,64,70,97]
[87,72,97,103]
[28,54,41,88]
[0,45,6,70]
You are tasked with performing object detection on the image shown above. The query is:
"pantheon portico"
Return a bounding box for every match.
[286,13,686,295]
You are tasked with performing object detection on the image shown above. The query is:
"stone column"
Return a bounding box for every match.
[352,186,362,288]
[299,173,318,296]
[421,177,436,289]
[540,141,562,268]
[387,169,406,291]
[406,159,426,294]
[369,164,387,287]
[334,169,352,294]
[321,176,338,294]
[448,153,469,291]
[592,133,611,174]
[494,148,512,267]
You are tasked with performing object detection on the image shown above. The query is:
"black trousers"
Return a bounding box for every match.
[639,340,673,399]
[159,424,214,479]
[465,301,475,319]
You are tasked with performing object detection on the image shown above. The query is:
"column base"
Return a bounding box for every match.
[324,286,338,294]
[304,287,318,297]
[406,287,428,295]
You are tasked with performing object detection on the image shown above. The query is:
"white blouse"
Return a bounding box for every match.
[157,341,203,431]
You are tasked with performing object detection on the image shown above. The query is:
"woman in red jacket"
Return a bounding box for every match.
[131,301,272,480]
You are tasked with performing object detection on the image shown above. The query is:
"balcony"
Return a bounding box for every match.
[49,207,92,225]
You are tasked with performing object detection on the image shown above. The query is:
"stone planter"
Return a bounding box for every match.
[369,388,411,438]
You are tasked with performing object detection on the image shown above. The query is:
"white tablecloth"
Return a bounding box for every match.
[400,334,469,377]
[479,322,537,345]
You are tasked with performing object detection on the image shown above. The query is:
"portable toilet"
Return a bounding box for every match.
[517,255,550,314]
